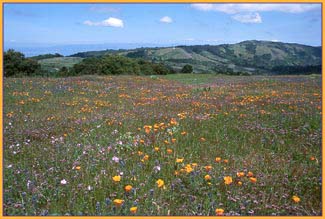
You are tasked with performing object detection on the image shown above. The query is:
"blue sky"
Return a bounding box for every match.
[4,3,322,49]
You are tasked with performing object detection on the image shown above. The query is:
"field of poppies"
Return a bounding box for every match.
[3,74,322,216]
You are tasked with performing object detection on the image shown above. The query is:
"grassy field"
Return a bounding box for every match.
[3,74,321,216]
[38,57,83,72]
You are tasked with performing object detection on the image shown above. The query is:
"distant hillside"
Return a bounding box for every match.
[69,40,322,74]
[30,53,63,61]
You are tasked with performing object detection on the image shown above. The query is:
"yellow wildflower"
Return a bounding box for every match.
[156,179,164,188]
[130,206,137,214]
[176,158,184,163]
[185,164,193,173]
[112,175,121,182]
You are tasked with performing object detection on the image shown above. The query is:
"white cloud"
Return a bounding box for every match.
[89,6,119,13]
[205,39,221,43]
[84,20,98,26]
[160,16,173,23]
[83,17,124,28]
[191,4,215,11]
[232,12,262,23]
[191,3,320,14]
[102,17,124,27]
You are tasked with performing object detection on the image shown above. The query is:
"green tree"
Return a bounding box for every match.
[4,49,40,77]
[72,57,102,75]
[72,55,172,76]
[152,63,170,75]
[100,55,140,75]
[181,64,193,73]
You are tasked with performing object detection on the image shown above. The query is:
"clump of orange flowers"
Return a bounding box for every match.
[124,185,133,192]
[204,175,211,181]
[236,172,245,177]
[292,195,301,203]
[143,125,152,134]
[143,154,149,161]
[215,157,222,162]
[185,164,193,173]
[205,165,213,171]
[215,208,224,216]
[170,118,178,126]
[224,176,232,185]
[113,199,124,207]
[250,177,257,183]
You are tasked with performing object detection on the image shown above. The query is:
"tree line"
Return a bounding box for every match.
[4,49,194,77]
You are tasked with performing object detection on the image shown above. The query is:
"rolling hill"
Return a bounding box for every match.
[49,40,322,74]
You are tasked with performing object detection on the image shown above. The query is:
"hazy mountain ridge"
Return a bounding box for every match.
[67,40,321,74]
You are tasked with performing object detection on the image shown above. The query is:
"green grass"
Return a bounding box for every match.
[3,74,321,216]
[38,57,83,72]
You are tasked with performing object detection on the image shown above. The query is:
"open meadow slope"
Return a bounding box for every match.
[38,57,83,73]
[69,41,322,74]
[3,74,321,216]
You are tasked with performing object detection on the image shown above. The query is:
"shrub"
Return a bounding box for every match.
[181,64,193,73]
[4,49,40,77]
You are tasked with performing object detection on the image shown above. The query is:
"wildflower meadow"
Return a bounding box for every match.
[3,74,321,216]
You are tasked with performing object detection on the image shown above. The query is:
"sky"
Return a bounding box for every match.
[3,3,322,55]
